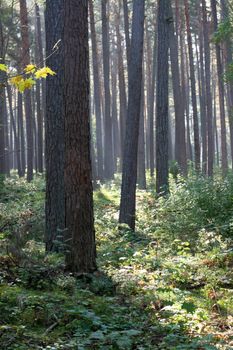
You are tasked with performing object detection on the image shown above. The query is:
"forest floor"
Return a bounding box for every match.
[0,175,233,349]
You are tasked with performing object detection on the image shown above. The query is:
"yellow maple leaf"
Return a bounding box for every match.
[0,63,8,72]
[18,78,35,93]
[24,64,37,74]
[9,75,23,86]
[35,66,56,79]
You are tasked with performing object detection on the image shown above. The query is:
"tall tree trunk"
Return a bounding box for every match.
[184,0,200,171]
[18,91,25,176]
[137,69,146,189]
[19,0,34,181]
[64,0,96,273]
[6,85,22,177]
[119,0,145,230]
[179,14,192,163]
[221,0,233,169]
[211,0,228,175]
[168,1,187,175]
[156,0,170,194]
[0,16,6,176]
[89,0,104,180]
[202,0,214,176]
[102,0,114,179]
[197,26,207,174]
[35,3,44,173]
[123,0,130,71]
[45,0,65,251]
[115,4,127,165]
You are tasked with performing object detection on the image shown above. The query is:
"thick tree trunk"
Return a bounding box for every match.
[45,0,65,251]
[64,0,96,273]
[156,0,170,194]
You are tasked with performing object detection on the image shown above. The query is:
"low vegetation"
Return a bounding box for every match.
[0,174,233,349]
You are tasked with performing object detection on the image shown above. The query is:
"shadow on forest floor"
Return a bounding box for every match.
[0,177,233,349]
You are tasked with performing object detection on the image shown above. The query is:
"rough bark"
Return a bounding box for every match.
[119,0,145,230]
[45,0,65,251]
[64,0,96,273]
[156,0,170,194]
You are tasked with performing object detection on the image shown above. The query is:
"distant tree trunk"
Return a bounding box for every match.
[64,0,96,273]
[0,17,5,176]
[102,0,114,179]
[156,0,169,194]
[202,0,214,176]
[119,0,145,230]
[179,15,192,163]
[89,0,104,180]
[168,1,187,175]
[197,27,207,174]
[6,85,22,177]
[111,50,120,171]
[221,0,233,169]
[211,0,228,175]
[213,78,220,167]
[115,5,127,165]
[45,0,65,251]
[145,21,156,178]
[123,0,130,71]
[4,95,10,176]
[184,0,200,171]
[18,91,25,176]
[35,3,44,173]
[137,71,146,189]
[19,0,33,182]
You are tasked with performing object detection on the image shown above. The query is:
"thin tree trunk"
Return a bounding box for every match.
[89,0,104,180]
[184,0,200,171]
[102,0,114,179]
[169,1,187,175]
[19,0,34,181]
[119,0,145,230]
[35,3,44,173]
[211,0,228,174]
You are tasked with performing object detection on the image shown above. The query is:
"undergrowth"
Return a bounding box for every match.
[0,174,233,349]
